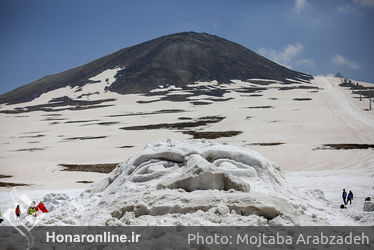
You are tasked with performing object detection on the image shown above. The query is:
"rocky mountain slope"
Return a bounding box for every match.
[0,32,312,104]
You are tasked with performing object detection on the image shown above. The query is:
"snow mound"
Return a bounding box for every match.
[40,140,350,226]
[43,193,72,212]
[94,139,283,194]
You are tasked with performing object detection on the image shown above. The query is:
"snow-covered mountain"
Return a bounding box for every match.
[0,32,312,104]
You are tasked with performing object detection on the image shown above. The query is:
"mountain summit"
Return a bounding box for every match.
[0,32,312,104]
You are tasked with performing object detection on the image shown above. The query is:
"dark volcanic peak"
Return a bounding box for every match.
[0,32,312,104]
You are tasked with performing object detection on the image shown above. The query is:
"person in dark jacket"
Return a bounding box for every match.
[347,191,353,205]
[15,205,21,219]
[342,189,347,205]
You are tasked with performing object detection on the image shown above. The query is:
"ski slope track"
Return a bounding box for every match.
[316,76,374,137]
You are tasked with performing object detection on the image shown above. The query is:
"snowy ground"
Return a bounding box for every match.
[286,169,374,225]
[0,71,373,225]
[0,140,372,226]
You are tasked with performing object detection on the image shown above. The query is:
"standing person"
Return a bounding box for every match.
[342,189,347,205]
[15,205,21,219]
[347,191,353,205]
[28,202,36,216]
[35,201,48,217]
[37,202,48,213]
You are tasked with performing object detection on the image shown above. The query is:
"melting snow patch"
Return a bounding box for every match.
[88,67,121,87]
[150,85,182,93]
[40,140,356,226]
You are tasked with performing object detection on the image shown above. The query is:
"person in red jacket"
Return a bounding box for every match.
[35,202,48,217]
[15,205,21,219]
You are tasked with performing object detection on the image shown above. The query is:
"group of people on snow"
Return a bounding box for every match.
[26,201,48,217]
[342,189,354,205]
[0,201,48,223]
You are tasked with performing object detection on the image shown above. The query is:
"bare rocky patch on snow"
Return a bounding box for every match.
[59,163,118,174]
[119,116,225,131]
[182,130,242,139]
[106,109,186,118]
[0,182,29,187]
[248,142,285,146]
[0,175,12,179]
[314,144,374,150]
[247,105,274,109]
[0,97,117,114]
